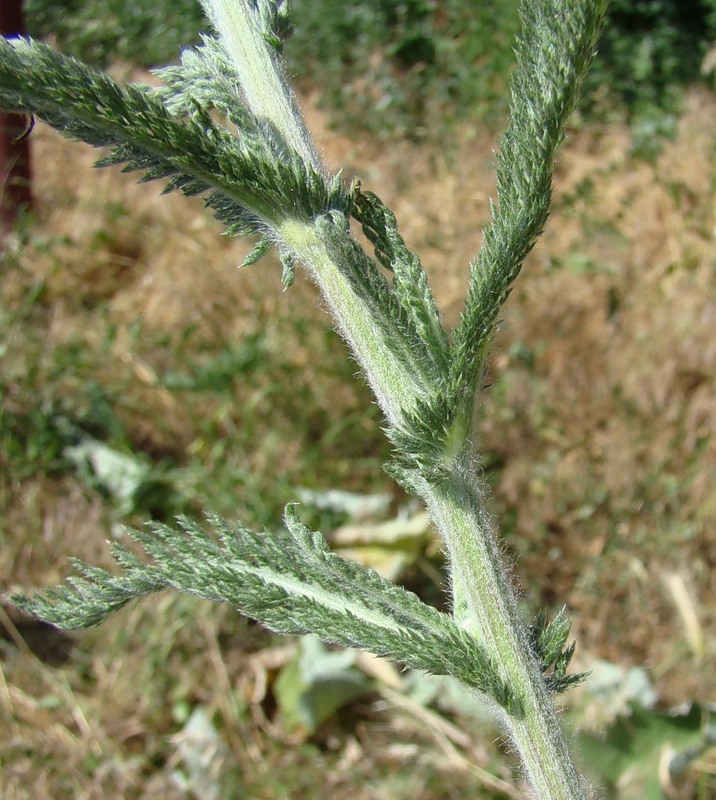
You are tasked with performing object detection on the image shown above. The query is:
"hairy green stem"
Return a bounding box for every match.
[277,211,591,800]
[201,0,320,168]
[206,1,595,796]
[278,219,427,425]
[422,459,589,799]
[204,0,434,426]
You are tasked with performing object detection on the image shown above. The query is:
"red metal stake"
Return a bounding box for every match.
[1,0,33,234]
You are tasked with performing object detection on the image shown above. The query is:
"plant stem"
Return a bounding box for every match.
[201,0,320,168]
[278,219,427,425]
[207,1,594,795]
[422,456,589,799]
[279,231,590,797]
[205,0,433,426]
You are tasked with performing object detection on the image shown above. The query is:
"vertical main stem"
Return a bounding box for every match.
[202,0,320,169]
[422,456,589,800]
[278,219,427,426]
[203,2,595,794]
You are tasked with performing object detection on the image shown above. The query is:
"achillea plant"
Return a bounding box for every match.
[0,0,609,797]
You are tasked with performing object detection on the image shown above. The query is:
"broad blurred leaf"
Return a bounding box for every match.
[171,707,227,800]
[65,435,176,515]
[274,637,373,735]
[576,703,706,799]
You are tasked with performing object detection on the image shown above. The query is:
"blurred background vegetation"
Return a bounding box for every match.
[23,0,716,142]
[2,1,716,798]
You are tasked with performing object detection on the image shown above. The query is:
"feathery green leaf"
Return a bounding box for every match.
[449,0,609,417]
[0,36,350,235]
[352,188,450,382]
[10,508,522,714]
[151,34,291,163]
[529,606,589,693]
[241,236,273,267]
[314,211,443,396]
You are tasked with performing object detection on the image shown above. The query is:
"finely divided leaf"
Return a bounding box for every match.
[529,606,589,693]
[352,189,450,381]
[10,508,521,715]
[449,0,609,415]
[314,211,441,396]
[0,37,350,235]
[152,35,252,127]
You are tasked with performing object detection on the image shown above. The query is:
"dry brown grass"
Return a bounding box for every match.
[1,79,715,797]
[479,89,716,706]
